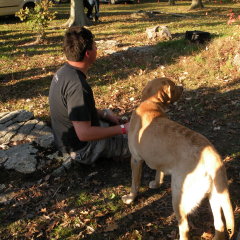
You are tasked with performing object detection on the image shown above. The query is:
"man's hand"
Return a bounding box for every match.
[105,109,120,124]
[124,122,130,133]
[100,109,120,125]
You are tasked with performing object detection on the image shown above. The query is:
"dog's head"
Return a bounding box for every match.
[141,78,183,104]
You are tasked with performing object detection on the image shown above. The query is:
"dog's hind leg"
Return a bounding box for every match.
[149,170,164,189]
[172,177,190,240]
[122,157,143,204]
[209,190,226,240]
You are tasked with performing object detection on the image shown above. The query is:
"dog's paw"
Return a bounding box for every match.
[122,194,135,204]
[149,180,161,189]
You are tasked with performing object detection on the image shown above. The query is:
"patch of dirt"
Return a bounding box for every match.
[0,139,239,239]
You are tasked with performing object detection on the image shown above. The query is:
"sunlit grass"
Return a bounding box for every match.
[0,0,240,119]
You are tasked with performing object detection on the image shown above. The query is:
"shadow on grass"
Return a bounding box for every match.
[0,152,239,239]
[0,30,31,41]
[81,157,240,240]
[0,67,60,104]
[0,16,20,24]
[0,79,239,239]
[0,159,172,239]
[87,37,208,88]
[1,75,239,157]
[0,31,63,58]
[173,79,240,157]
[0,37,206,101]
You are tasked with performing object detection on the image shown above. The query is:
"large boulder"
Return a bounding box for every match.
[146,25,172,41]
[3,143,38,174]
[0,110,54,174]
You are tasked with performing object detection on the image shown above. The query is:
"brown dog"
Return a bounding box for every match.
[122,78,234,240]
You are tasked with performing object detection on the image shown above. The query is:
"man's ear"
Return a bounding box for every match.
[85,50,90,58]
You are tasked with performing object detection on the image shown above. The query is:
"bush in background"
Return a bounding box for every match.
[16,0,56,43]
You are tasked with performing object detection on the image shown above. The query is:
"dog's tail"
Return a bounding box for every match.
[203,146,235,239]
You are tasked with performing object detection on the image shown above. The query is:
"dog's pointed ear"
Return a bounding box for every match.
[157,85,171,103]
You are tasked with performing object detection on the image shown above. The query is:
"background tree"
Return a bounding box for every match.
[63,0,90,28]
[189,0,204,10]
[168,0,175,6]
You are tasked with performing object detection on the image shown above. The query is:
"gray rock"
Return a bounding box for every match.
[35,133,54,148]
[0,111,33,136]
[146,25,172,40]
[0,112,8,118]
[4,143,38,174]
[104,49,118,55]
[15,110,33,122]
[33,121,46,130]
[0,150,8,165]
[30,122,52,139]
[0,121,25,144]
[131,10,154,19]
[0,191,16,204]
[40,125,52,135]
[0,184,6,191]
[127,46,155,54]
[0,110,20,124]
[0,120,15,134]
[0,110,56,174]
[96,40,119,49]
[11,119,38,142]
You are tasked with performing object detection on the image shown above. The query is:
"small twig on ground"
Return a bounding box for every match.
[52,185,62,198]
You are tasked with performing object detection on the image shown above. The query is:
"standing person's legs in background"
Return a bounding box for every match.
[84,0,94,20]
[94,0,100,21]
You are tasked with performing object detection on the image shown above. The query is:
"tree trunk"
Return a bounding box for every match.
[168,0,175,5]
[189,0,204,10]
[63,0,90,28]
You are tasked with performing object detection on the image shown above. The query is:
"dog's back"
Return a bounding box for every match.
[129,100,212,172]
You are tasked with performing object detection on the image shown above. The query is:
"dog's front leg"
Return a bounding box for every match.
[122,157,143,204]
[149,170,164,189]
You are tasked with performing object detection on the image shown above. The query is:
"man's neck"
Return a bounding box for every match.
[67,61,89,75]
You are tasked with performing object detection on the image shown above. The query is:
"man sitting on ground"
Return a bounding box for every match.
[49,27,130,175]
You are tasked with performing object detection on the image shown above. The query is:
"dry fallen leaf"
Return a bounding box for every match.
[95,212,105,217]
[40,208,47,213]
[86,225,95,234]
[104,222,118,232]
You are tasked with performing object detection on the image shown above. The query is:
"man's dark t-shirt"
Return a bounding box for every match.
[49,63,100,153]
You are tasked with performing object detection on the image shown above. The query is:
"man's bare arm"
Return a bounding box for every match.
[72,121,129,142]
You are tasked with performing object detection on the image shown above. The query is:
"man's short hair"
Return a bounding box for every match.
[63,26,94,62]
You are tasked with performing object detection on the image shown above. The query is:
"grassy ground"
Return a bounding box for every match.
[0,0,240,239]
